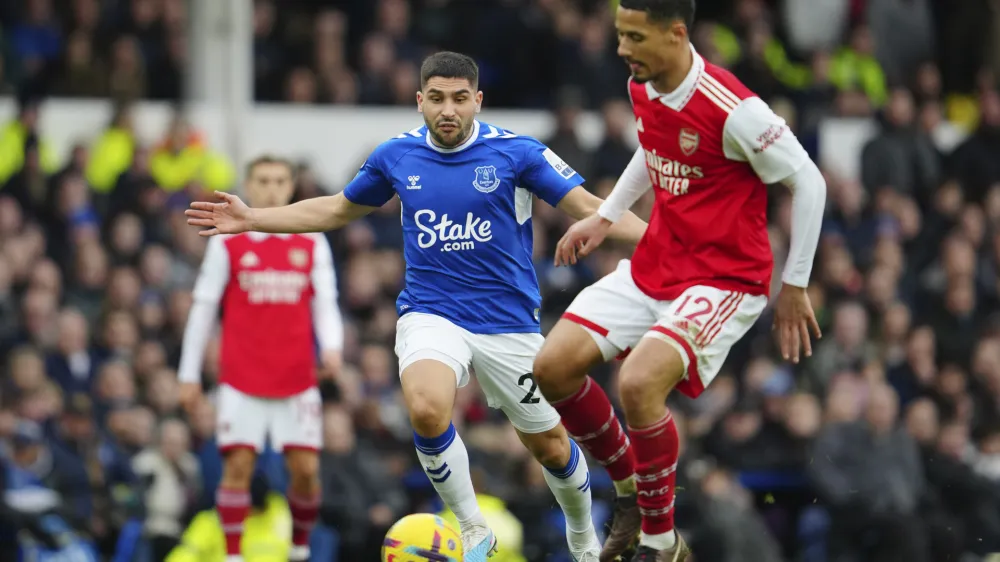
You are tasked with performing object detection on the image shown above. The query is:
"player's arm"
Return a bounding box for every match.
[518,141,646,244]
[252,151,397,233]
[310,235,344,375]
[177,236,229,399]
[594,147,653,230]
[724,97,826,361]
[552,148,652,265]
[249,193,377,234]
[188,150,395,236]
[556,186,647,245]
[777,162,826,285]
[722,97,826,288]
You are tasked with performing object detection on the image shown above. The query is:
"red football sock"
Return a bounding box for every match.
[288,492,321,547]
[629,412,680,536]
[551,377,636,482]
[216,487,251,555]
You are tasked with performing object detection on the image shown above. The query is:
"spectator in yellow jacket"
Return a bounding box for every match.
[85,104,136,194]
[166,475,291,562]
[150,112,236,193]
[0,95,59,185]
[829,25,888,108]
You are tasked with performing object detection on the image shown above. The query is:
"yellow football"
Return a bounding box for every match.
[381,513,464,562]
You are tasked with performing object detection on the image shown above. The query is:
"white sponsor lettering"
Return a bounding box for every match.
[238,270,310,304]
[644,149,704,196]
[414,209,492,252]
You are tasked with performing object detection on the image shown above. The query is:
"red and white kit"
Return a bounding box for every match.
[565,46,825,397]
[179,232,343,453]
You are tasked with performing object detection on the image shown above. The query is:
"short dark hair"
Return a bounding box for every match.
[420,51,479,89]
[619,0,696,28]
[246,154,295,179]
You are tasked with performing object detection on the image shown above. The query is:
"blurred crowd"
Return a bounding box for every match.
[2,0,1000,561]
[0,0,186,101]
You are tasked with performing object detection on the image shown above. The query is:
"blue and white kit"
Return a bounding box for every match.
[343,120,583,432]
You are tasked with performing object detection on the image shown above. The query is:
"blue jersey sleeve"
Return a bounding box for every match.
[516,138,585,207]
[343,147,396,207]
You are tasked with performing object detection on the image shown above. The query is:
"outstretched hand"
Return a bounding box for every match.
[185,191,254,236]
[772,283,822,364]
[554,213,613,266]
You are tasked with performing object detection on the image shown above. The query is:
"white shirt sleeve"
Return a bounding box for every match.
[722,97,810,185]
[177,237,229,384]
[778,161,827,287]
[191,236,230,303]
[310,234,344,351]
[597,147,652,223]
[723,97,824,287]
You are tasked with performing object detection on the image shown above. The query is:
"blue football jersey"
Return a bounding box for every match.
[343,120,584,334]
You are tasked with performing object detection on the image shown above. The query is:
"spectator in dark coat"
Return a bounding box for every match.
[810,384,928,562]
[319,406,406,561]
[861,89,942,206]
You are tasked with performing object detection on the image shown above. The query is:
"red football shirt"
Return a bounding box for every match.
[178,232,343,398]
[622,49,809,300]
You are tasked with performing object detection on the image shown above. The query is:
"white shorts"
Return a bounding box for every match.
[395,312,561,434]
[564,259,768,398]
[216,384,322,453]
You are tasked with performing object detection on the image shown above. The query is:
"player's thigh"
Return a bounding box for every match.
[468,331,562,435]
[270,386,323,455]
[216,383,269,454]
[395,313,473,433]
[647,285,769,398]
[560,259,658,361]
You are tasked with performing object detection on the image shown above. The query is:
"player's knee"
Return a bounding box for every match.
[222,448,256,485]
[533,320,603,401]
[618,368,661,416]
[618,346,685,417]
[407,392,452,437]
[531,350,560,395]
[533,345,583,401]
[285,449,320,483]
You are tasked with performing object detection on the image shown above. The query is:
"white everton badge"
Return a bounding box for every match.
[473,165,501,193]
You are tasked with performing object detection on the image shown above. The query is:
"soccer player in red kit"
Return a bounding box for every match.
[533,1,826,561]
[177,156,343,562]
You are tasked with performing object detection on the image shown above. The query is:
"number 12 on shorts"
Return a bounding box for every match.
[671,289,746,347]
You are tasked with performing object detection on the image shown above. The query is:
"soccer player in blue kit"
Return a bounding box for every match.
[187,51,647,561]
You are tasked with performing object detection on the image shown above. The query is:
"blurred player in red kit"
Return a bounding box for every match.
[533,1,826,561]
[177,156,343,562]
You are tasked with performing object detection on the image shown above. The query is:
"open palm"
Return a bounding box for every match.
[185,191,253,236]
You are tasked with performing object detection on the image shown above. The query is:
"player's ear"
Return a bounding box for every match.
[671,22,688,44]
[416,91,423,113]
[475,91,483,113]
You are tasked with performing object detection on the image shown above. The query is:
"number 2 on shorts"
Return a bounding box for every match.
[518,373,540,404]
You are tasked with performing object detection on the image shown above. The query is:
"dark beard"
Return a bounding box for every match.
[429,122,472,148]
